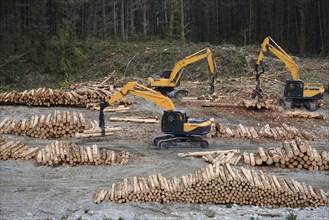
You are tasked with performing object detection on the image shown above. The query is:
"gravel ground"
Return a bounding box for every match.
[0,96,329,220]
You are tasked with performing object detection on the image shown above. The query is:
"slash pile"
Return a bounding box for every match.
[243,139,329,171]
[0,110,92,139]
[0,87,134,107]
[93,164,329,208]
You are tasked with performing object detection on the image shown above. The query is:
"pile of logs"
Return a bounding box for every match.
[177,149,241,166]
[0,110,93,139]
[36,141,131,167]
[243,139,329,171]
[93,163,329,208]
[259,123,317,141]
[0,135,3,144]
[0,141,39,160]
[0,87,134,107]
[207,121,317,141]
[0,140,131,166]
[240,98,275,110]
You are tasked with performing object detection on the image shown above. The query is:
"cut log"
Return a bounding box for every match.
[177,150,240,157]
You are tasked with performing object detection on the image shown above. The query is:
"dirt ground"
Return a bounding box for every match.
[1,88,329,220]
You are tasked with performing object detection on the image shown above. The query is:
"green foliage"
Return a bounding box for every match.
[225,203,233,208]
[100,216,112,220]
[60,215,69,220]
[286,210,297,220]
[205,211,216,218]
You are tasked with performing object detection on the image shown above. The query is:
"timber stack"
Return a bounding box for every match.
[0,87,134,107]
[0,141,39,160]
[207,121,317,141]
[93,163,329,208]
[0,110,93,139]
[243,140,329,171]
[36,141,131,167]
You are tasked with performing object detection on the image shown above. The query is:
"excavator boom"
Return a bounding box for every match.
[256,36,299,80]
[105,82,175,110]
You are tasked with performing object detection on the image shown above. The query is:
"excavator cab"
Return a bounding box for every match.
[284,79,304,98]
[161,70,172,79]
[155,110,210,148]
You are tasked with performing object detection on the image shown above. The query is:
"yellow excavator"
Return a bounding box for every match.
[254,36,325,111]
[147,48,219,98]
[99,82,211,148]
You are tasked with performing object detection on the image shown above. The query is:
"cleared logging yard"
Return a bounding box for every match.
[0,44,329,220]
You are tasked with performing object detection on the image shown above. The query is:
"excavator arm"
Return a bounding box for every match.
[169,48,218,86]
[256,36,299,80]
[148,48,219,94]
[99,82,175,135]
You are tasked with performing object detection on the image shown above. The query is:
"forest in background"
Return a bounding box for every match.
[0,0,328,90]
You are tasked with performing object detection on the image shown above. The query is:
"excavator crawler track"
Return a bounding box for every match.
[153,135,208,149]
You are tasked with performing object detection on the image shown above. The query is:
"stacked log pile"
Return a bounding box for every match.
[0,140,131,166]
[0,135,4,144]
[207,121,317,141]
[0,141,39,160]
[36,141,131,167]
[93,163,329,208]
[0,110,93,139]
[0,87,134,107]
[243,140,329,171]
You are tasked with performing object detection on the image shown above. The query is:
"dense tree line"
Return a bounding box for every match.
[1,0,328,55]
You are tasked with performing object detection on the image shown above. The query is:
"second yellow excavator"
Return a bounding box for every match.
[99,82,211,148]
[147,48,219,98]
[254,36,325,111]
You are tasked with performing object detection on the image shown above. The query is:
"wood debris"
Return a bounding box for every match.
[94,164,329,207]
[243,140,329,171]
